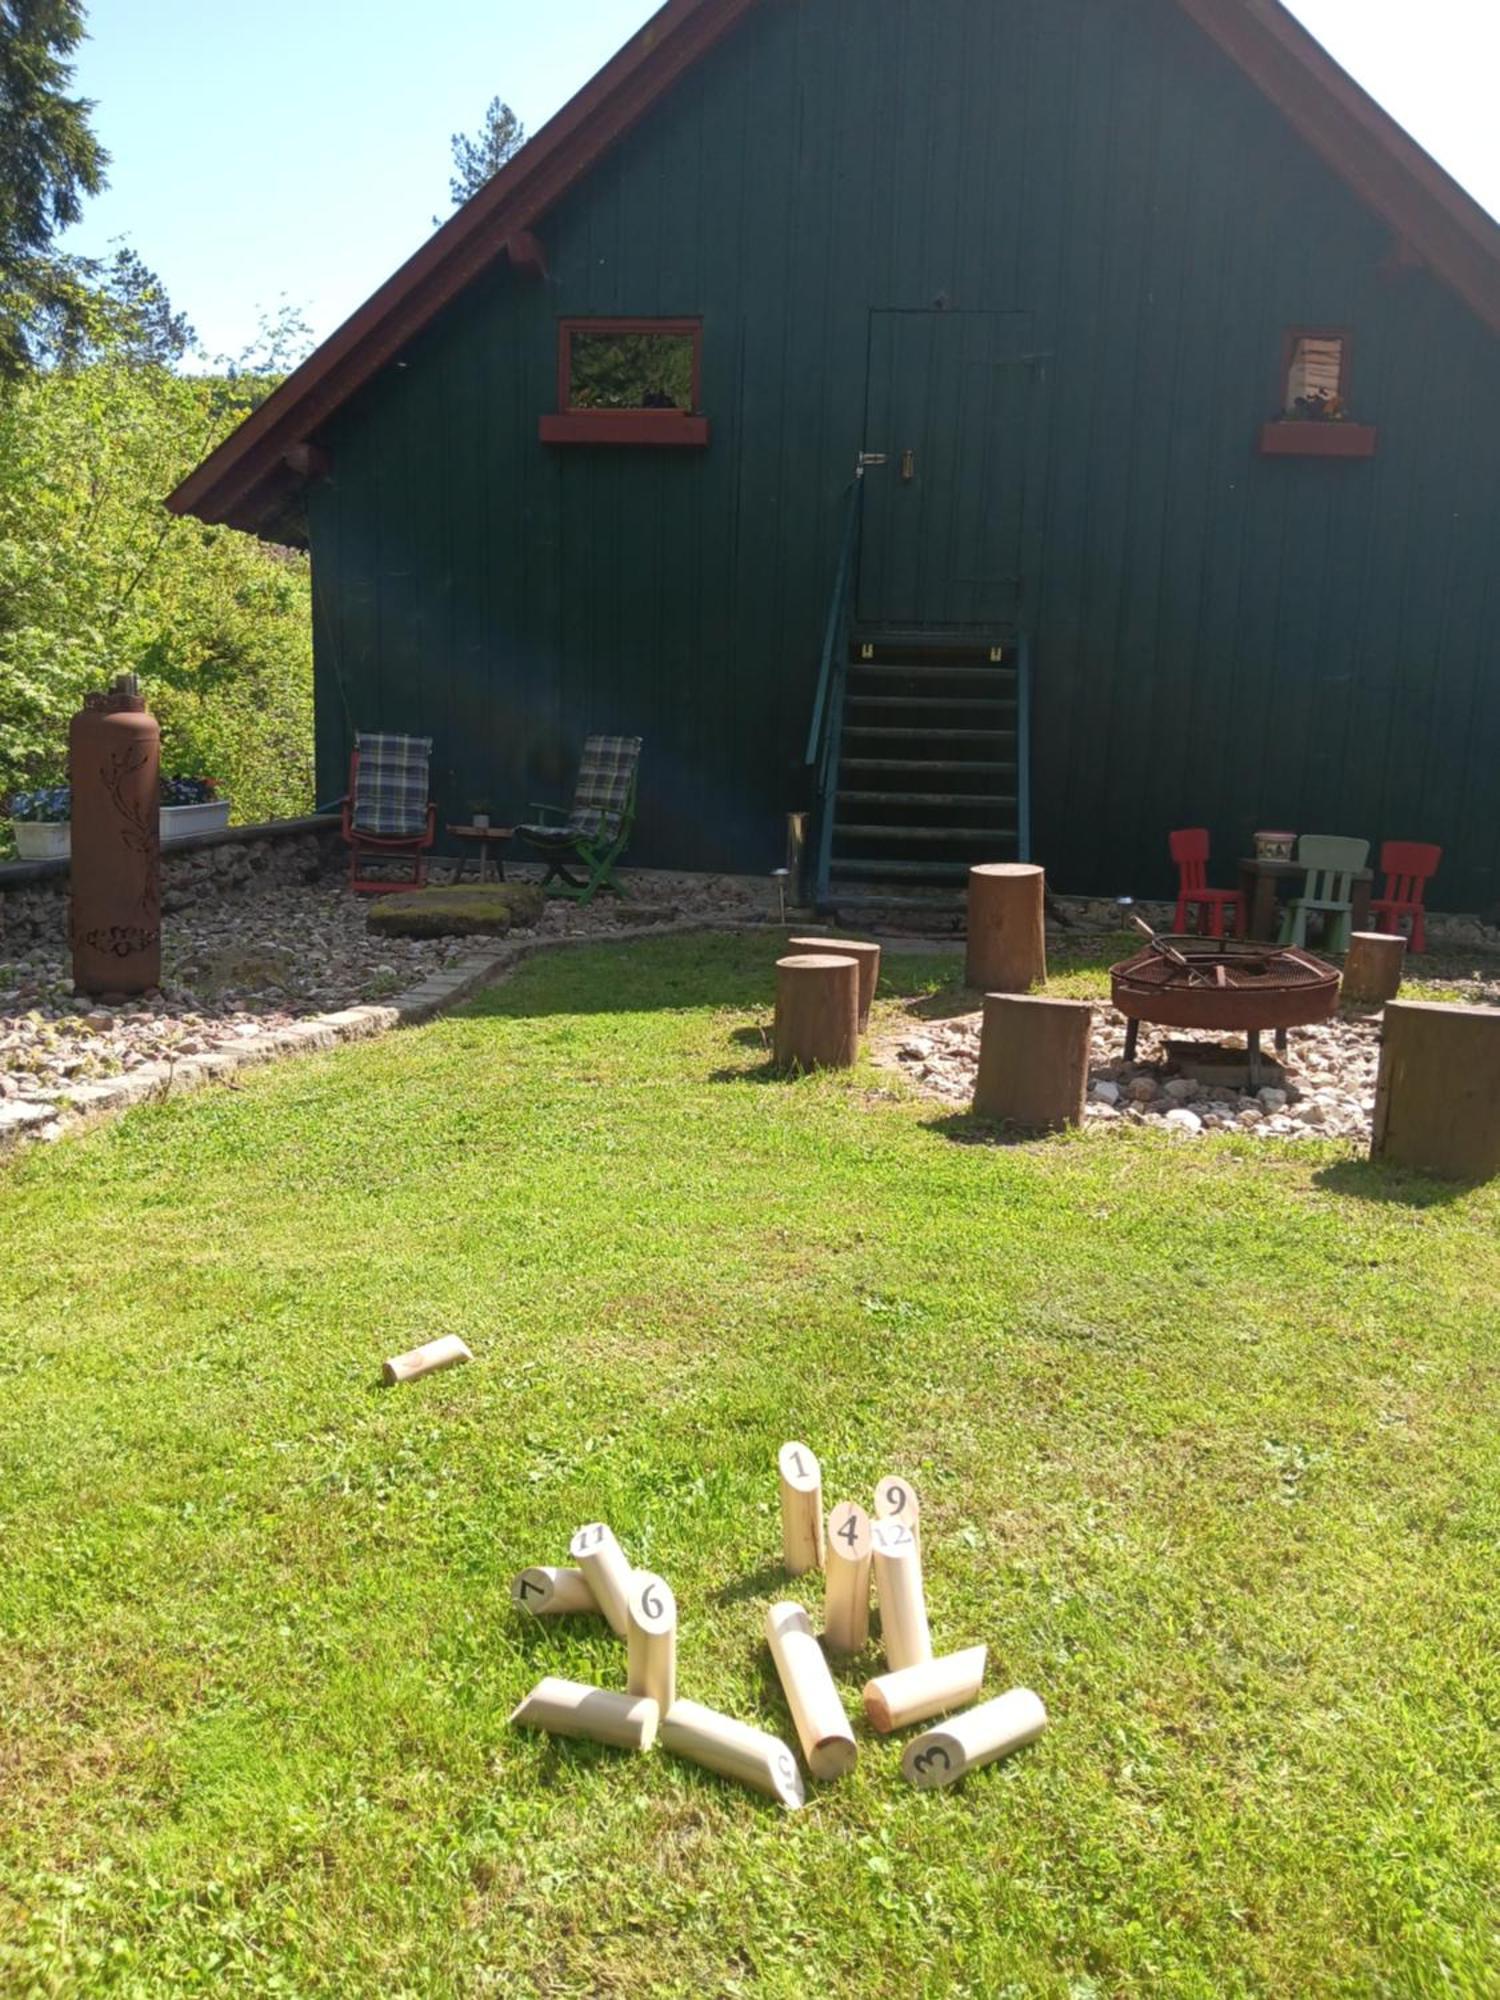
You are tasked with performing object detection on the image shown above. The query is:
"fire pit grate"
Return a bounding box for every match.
[1110,934,1341,1086]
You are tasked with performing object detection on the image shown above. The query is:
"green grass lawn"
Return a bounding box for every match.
[2,932,1497,1997]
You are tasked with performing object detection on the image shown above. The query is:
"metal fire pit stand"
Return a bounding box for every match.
[1121,1015,1287,1087]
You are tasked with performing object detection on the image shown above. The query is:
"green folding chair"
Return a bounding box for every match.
[517,734,642,903]
[1278,834,1369,953]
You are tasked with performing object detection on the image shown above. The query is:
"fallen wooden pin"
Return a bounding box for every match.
[660,1698,806,1810]
[900,1687,1048,1790]
[511,1676,659,1752]
[874,1472,921,1555]
[381,1334,472,1385]
[569,1521,635,1637]
[510,1565,598,1616]
[778,1440,825,1575]
[823,1500,872,1653]
[626,1573,678,1714]
[766,1601,857,1780]
[871,1517,933,1671]
[863,1645,988,1734]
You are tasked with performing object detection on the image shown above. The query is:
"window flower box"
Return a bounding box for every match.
[1258,421,1378,459]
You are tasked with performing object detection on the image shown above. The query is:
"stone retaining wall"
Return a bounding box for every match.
[0,817,344,947]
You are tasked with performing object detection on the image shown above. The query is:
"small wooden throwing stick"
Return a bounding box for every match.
[874,1473,922,1555]
[626,1572,677,1714]
[900,1688,1048,1790]
[863,1645,988,1735]
[765,1602,857,1780]
[778,1441,825,1575]
[382,1335,472,1385]
[823,1501,873,1653]
[510,1676,658,1752]
[568,1521,634,1637]
[660,1698,806,1810]
[510,1565,598,1617]
[871,1517,932,1671]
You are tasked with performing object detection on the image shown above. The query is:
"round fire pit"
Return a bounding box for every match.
[1110,936,1340,1086]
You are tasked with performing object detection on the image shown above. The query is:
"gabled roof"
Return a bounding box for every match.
[169,0,1500,539]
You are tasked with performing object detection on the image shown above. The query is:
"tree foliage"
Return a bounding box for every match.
[446,95,525,208]
[0,0,110,377]
[0,346,315,838]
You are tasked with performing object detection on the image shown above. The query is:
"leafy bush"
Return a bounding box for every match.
[7,785,71,822]
[0,357,313,853]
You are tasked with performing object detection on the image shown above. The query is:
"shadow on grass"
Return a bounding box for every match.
[921,1108,1057,1150]
[469,930,788,1020]
[1313,1158,1474,1208]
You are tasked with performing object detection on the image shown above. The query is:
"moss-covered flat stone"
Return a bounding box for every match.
[366,884,544,938]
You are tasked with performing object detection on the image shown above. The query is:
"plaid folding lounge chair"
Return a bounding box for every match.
[517,735,642,903]
[340,732,437,894]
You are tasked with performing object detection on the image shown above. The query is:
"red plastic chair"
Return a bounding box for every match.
[1169,828,1246,939]
[1371,840,1441,955]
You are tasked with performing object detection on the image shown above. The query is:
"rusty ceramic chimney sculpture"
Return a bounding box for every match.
[69,673,161,995]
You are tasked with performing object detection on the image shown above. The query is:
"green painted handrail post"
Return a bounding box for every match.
[805,468,866,908]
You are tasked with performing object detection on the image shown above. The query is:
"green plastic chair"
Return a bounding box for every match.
[1278,834,1370,952]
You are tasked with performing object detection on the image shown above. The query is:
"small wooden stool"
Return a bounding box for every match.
[774,954,860,1072]
[788,937,880,1030]
[446,823,513,886]
[972,993,1093,1130]
[966,864,1047,992]
[1372,1000,1500,1180]
[1342,931,1405,1005]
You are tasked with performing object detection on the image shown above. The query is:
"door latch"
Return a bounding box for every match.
[900,449,916,482]
[857,451,888,471]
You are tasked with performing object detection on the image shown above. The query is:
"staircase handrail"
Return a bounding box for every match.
[804,470,865,773]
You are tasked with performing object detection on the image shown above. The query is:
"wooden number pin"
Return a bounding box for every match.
[568,1521,634,1637]
[823,1500,873,1653]
[626,1572,678,1714]
[777,1441,825,1575]
[901,1687,1048,1790]
[510,1565,598,1617]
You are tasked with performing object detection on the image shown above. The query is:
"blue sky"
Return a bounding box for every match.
[62,0,1500,364]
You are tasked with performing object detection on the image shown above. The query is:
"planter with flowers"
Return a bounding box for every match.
[159,774,230,842]
[6,776,231,859]
[6,786,73,860]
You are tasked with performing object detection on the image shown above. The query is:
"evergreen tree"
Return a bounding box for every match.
[446,95,525,207]
[0,0,110,377]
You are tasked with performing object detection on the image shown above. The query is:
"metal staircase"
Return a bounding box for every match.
[803,470,1031,915]
[820,637,1030,911]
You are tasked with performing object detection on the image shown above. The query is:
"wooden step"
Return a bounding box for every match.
[834,824,1013,843]
[828,858,993,881]
[836,790,1018,809]
[842,725,1015,742]
[845,695,1017,713]
[848,662,1015,682]
[840,758,1018,775]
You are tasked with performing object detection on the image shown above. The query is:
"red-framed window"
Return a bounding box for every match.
[1258,325,1377,459]
[1280,327,1352,419]
[539,317,709,446]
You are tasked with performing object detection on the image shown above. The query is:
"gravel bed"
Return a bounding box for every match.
[0,869,773,1114]
[885,1008,1387,1143]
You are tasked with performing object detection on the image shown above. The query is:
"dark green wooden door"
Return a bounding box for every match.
[858,309,1035,631]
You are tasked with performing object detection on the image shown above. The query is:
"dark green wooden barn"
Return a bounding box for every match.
[171,0,1500,914]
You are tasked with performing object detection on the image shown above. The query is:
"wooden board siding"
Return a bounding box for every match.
[308,0,1500,909]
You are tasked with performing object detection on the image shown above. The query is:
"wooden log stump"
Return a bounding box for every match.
[972,993,1093,1131]
[774,954,859,1072]
[1372,1000,1500,1180]
[1343,931,1406,1005]
[788,937,881,1030]
[966,864,1047,992]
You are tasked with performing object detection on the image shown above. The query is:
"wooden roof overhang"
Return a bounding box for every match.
[169,0,1500,542]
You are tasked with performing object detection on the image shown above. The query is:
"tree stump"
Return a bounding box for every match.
[1343,931,1406,1005]
[972,993,1093,1130]
[1372,1000,1500,1180]
[966,864,1047,992]
[774,954,860,1071]
[789,937,880,1030]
